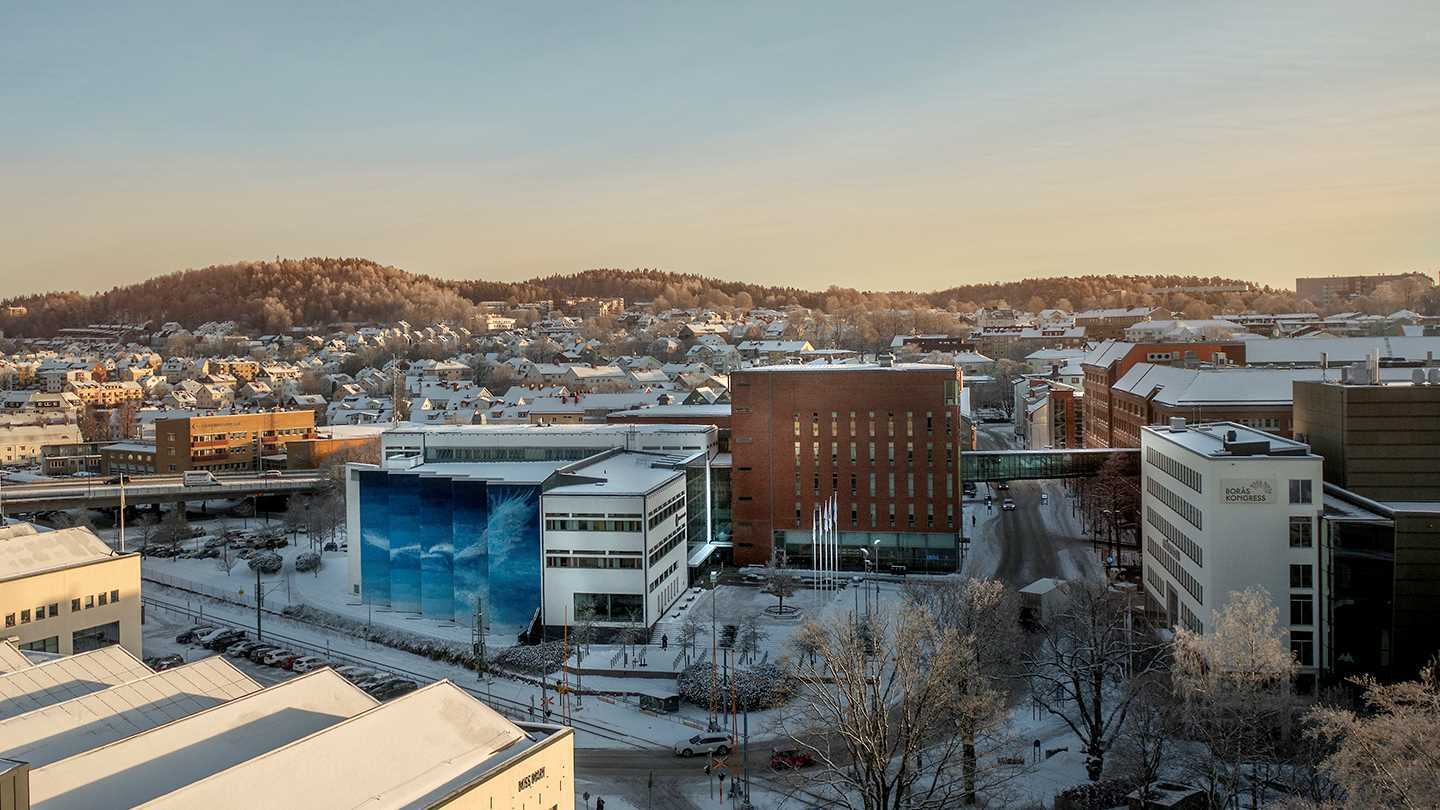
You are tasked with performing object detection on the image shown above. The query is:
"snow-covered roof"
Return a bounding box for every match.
[0,525,125,582]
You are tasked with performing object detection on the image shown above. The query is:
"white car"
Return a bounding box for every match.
[674,732,733,758]
[291,656,329,673]
[194,627,234,646]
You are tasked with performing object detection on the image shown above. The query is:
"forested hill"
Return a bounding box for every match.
[0,257,1280,337]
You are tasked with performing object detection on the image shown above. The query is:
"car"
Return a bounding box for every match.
[963,483,977,497]
[194,627,236,646]
[204,629,247,650]
[182,470,220,486]
[227,640,264,657]
[674,732,732,758]
[175,624,216,644]
[1001,498,1016,511]
[335,666,377,682]
[995,481,1010,490]
[1040,493,1049,504]
[984,494,993,505]
[262,650,299,668]
[263,470,283,478]
[354,673,398,690]
[248,645,281,663]
[369,679,419,701]
[769,749,815,770]
[144,654,184,672]
[290,656,329,673]
[323,542,338,552]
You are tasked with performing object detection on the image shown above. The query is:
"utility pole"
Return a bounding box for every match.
[255,564,263,642]
[472,596,486,682]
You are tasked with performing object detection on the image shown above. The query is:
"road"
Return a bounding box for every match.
[0,470,328,512]
[970,423,1096,587]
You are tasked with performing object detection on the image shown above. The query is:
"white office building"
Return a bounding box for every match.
[1140,420,1324,672]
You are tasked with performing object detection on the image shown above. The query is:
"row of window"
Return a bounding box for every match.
[1146,532,1203,605]
[647,493,685,530]
[544,518,642,533]
[1145,447,1203,494]
[1146,477,1203,531]
[1179,602,1202,634]
[1145,506,1202,568]
[649,524,686,568]
[649,561,679,593]
[4,589,120,629]
[795,500,952,530]
[793,411,951,439]
[791,440,953,468]
[544,556,641,570]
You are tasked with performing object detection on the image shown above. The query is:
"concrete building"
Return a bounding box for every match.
[4,662,573,810]
[0,423,83,465]
[0,524,140,657]
[347,423,722,636]
[1139,421,1323,677]
[154,410,317,474]
[1292,377,1440,501]
[729,363,964,570]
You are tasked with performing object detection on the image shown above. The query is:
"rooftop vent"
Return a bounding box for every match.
[1169,417,1186,432]
[1413,369,1427,386]
[878,354,895,368]
[1430,368,1440,386]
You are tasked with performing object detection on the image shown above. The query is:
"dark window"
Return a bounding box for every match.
[1289,479,1313,504]
[1289,564,1313,589]
[71,598,81,612]
[72,621,120,653]
[1289,516,1313,548]
[48,603,59,618]
[1290,595,1314,626]
[1291,630,1314,666]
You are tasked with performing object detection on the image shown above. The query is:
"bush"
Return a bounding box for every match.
[677,661,795,711]
[1053,778,1140,810]
[492,641,567,675]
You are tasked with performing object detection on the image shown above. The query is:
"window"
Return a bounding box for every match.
[18,610,29,624]
[2,614,11,628]
[85,595,95,609]
[71,598,81,612]
[869,473,876,497]
[1291,630,1314,666]
[1289,479,1313,504]
[98,592,108,606]
[1289,564,1313,589]
[19,636,58,654]
[1290,595,1314,626]
[73,621,120,653]
[1289,516,1313,548]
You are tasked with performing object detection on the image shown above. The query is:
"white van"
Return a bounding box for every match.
[182,470,219,487]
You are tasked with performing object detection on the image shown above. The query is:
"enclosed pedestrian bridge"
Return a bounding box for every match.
[961,448,1138,482]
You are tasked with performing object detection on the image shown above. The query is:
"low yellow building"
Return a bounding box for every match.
[0,524,141,657]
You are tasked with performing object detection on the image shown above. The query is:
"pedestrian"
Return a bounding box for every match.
[595,797,605,810]
[661,634,668,650]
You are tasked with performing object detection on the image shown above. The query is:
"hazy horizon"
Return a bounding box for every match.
[4,2,1438,297]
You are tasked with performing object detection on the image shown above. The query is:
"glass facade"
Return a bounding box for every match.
[358,470,542,631]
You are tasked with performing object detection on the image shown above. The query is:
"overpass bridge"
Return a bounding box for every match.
[962,448,1138,482]
[0,471,332,513]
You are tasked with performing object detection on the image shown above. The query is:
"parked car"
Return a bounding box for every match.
[144,654,185,672]
[323,542,338,552]
[194,627,235,646]
[263,470,283,478]
[227,641,264,657]
[369,679,419,701]
[248,551,283,574]
[963,482,977,497]
[262,650,298,668]
[175,624,215,644]
[674,732,732,758]
[182,470,219,486]
[204,629,247,650]
[1001,498,1016,511]
[248,645,281,663]
[1040,493,1049,504]
[355,674,399,692]
[290,656,329,673]
[769,749,815,770]
[335,666,376,682]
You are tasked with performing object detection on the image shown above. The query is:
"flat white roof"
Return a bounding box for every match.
[0,646,152,721]
[389,461,569,485]
[140,681,531,810]
[30,669,376,810]
[0,656,261,768]
[547,451,686,496]
[736,362,955,373]
[1143,421,1316,459]
[0,525,128,582]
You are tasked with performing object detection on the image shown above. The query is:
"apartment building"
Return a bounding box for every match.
[1296,271,1435,304]
[729,362,964,569]
[1073,307,1163,341]
[1139,421,1323,677]
[0,423,83,464]
[0,524,141,657]
[154,411,317,473]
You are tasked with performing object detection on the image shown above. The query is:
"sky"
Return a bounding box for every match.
[3,2,1438,296]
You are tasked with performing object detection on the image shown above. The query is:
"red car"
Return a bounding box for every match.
[769,749,815,770]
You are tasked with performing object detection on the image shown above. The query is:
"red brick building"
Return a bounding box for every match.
[729,364,964,569]
[1082,341,1245,448]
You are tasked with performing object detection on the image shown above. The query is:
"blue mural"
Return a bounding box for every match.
[358,472,542,632]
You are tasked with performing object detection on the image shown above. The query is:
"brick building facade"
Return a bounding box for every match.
[155,411,317,473]
[1082,341,1246,448]
[729,364,964,569]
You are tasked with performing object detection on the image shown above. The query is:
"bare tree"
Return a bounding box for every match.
[673,614,707,668]
[735,614,768,665]
[782,603,988,810]
[763,557,797,615]
[1024,582,1165,780]
[1111,674,1178,804]
[1303,655,1440,808]
[905,577,1025,804]
[1172,587,1298,809]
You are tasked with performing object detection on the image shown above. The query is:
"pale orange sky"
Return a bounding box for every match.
[3,3,1437,296]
